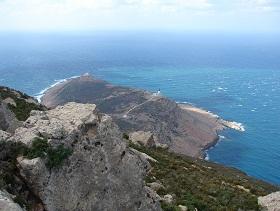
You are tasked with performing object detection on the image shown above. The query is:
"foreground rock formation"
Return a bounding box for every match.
[258,191,280,211]
[41,75,242,157]
[10,102,161,211]
[0,190,23,211]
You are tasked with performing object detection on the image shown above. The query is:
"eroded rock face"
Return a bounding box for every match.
[258,191,280,211]
[14,102,161,211]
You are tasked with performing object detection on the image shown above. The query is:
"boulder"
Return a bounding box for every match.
[0,130,11,141]
[162,194,173,204]
[129,131,156,147]
[14,102,161,211]
[178,205,188,211]
[0,190,23,211]
[258,191,280,211]
[147,182,165,192]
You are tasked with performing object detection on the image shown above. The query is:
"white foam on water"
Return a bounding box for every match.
[34,75,80,102]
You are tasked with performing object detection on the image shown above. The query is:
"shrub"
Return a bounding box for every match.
[46,145,72,168]
[26,137,49,159]
[123,133,129,140]
[26,137,73,169]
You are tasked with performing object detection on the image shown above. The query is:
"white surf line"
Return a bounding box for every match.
[123,95,159,118]
[34,75,80,102]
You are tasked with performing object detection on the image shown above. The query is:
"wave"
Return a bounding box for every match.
[34,75,80,102]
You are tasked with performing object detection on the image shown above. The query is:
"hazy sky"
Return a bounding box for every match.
[0,0,279,32]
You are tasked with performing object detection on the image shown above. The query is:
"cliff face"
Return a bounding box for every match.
[41,75,221,157]
[6,102,162,211]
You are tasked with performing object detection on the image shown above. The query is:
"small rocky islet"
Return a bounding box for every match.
[0,76,279,211]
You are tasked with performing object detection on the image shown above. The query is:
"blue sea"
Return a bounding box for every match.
[0,31,280,185]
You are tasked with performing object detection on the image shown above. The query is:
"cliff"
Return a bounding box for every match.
[41,75,239,158]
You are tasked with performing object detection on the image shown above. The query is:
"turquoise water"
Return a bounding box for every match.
[0,32,279,185]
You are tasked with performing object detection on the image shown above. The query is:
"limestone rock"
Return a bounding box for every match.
[129,131,156,147]
[147,182,165,192]
[0,190,23,211]
[162,194,173,204]
[0,130,11,141]
[145,186,162,202]
[130,148,158,163]
[178,205,188,211]
[258,191,280,211]
[15,102,162,211]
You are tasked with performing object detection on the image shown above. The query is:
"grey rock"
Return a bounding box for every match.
[0,130,11,141]
[130,148,158,163]
[15,102,162,211]
[0,100,22,133]
[178,205,188,211]
[129,131,156,147]
[162,194,173,204]
[0,190,23,211]
[147,182,165,192]
[258,191,280,211]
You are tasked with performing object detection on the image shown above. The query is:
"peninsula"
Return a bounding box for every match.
[41,74,243,158]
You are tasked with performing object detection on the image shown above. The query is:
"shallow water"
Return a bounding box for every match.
[0,31,279,184]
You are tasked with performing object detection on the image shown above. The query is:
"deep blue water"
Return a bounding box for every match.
[0,31,280,185]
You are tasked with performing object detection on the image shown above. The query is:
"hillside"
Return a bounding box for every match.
[128,141,278,210]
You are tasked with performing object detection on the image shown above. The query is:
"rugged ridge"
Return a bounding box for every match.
[41,75,236,157]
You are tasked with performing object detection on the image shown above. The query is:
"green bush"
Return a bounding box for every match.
[26,137,49,159]
[46,145,72,168]
[123,133,129,140]
[26,137,73,169]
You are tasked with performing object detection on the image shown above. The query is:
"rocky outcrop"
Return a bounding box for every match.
[0,86,45,133]
[0,130,11,141]
[0,99,21,133]
[0,190,23,211]
[12,102,161,211]
[129,131,156,147]
[258,191,280,211]
[41,75,231,157]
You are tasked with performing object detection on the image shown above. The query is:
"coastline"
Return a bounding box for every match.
[34,75,80,102]
[178,103,245,159]
[178,103,245,132]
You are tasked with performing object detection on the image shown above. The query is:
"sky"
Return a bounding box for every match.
[0,0,279,32]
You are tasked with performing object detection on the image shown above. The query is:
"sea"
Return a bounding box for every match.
[0,31,279,185]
